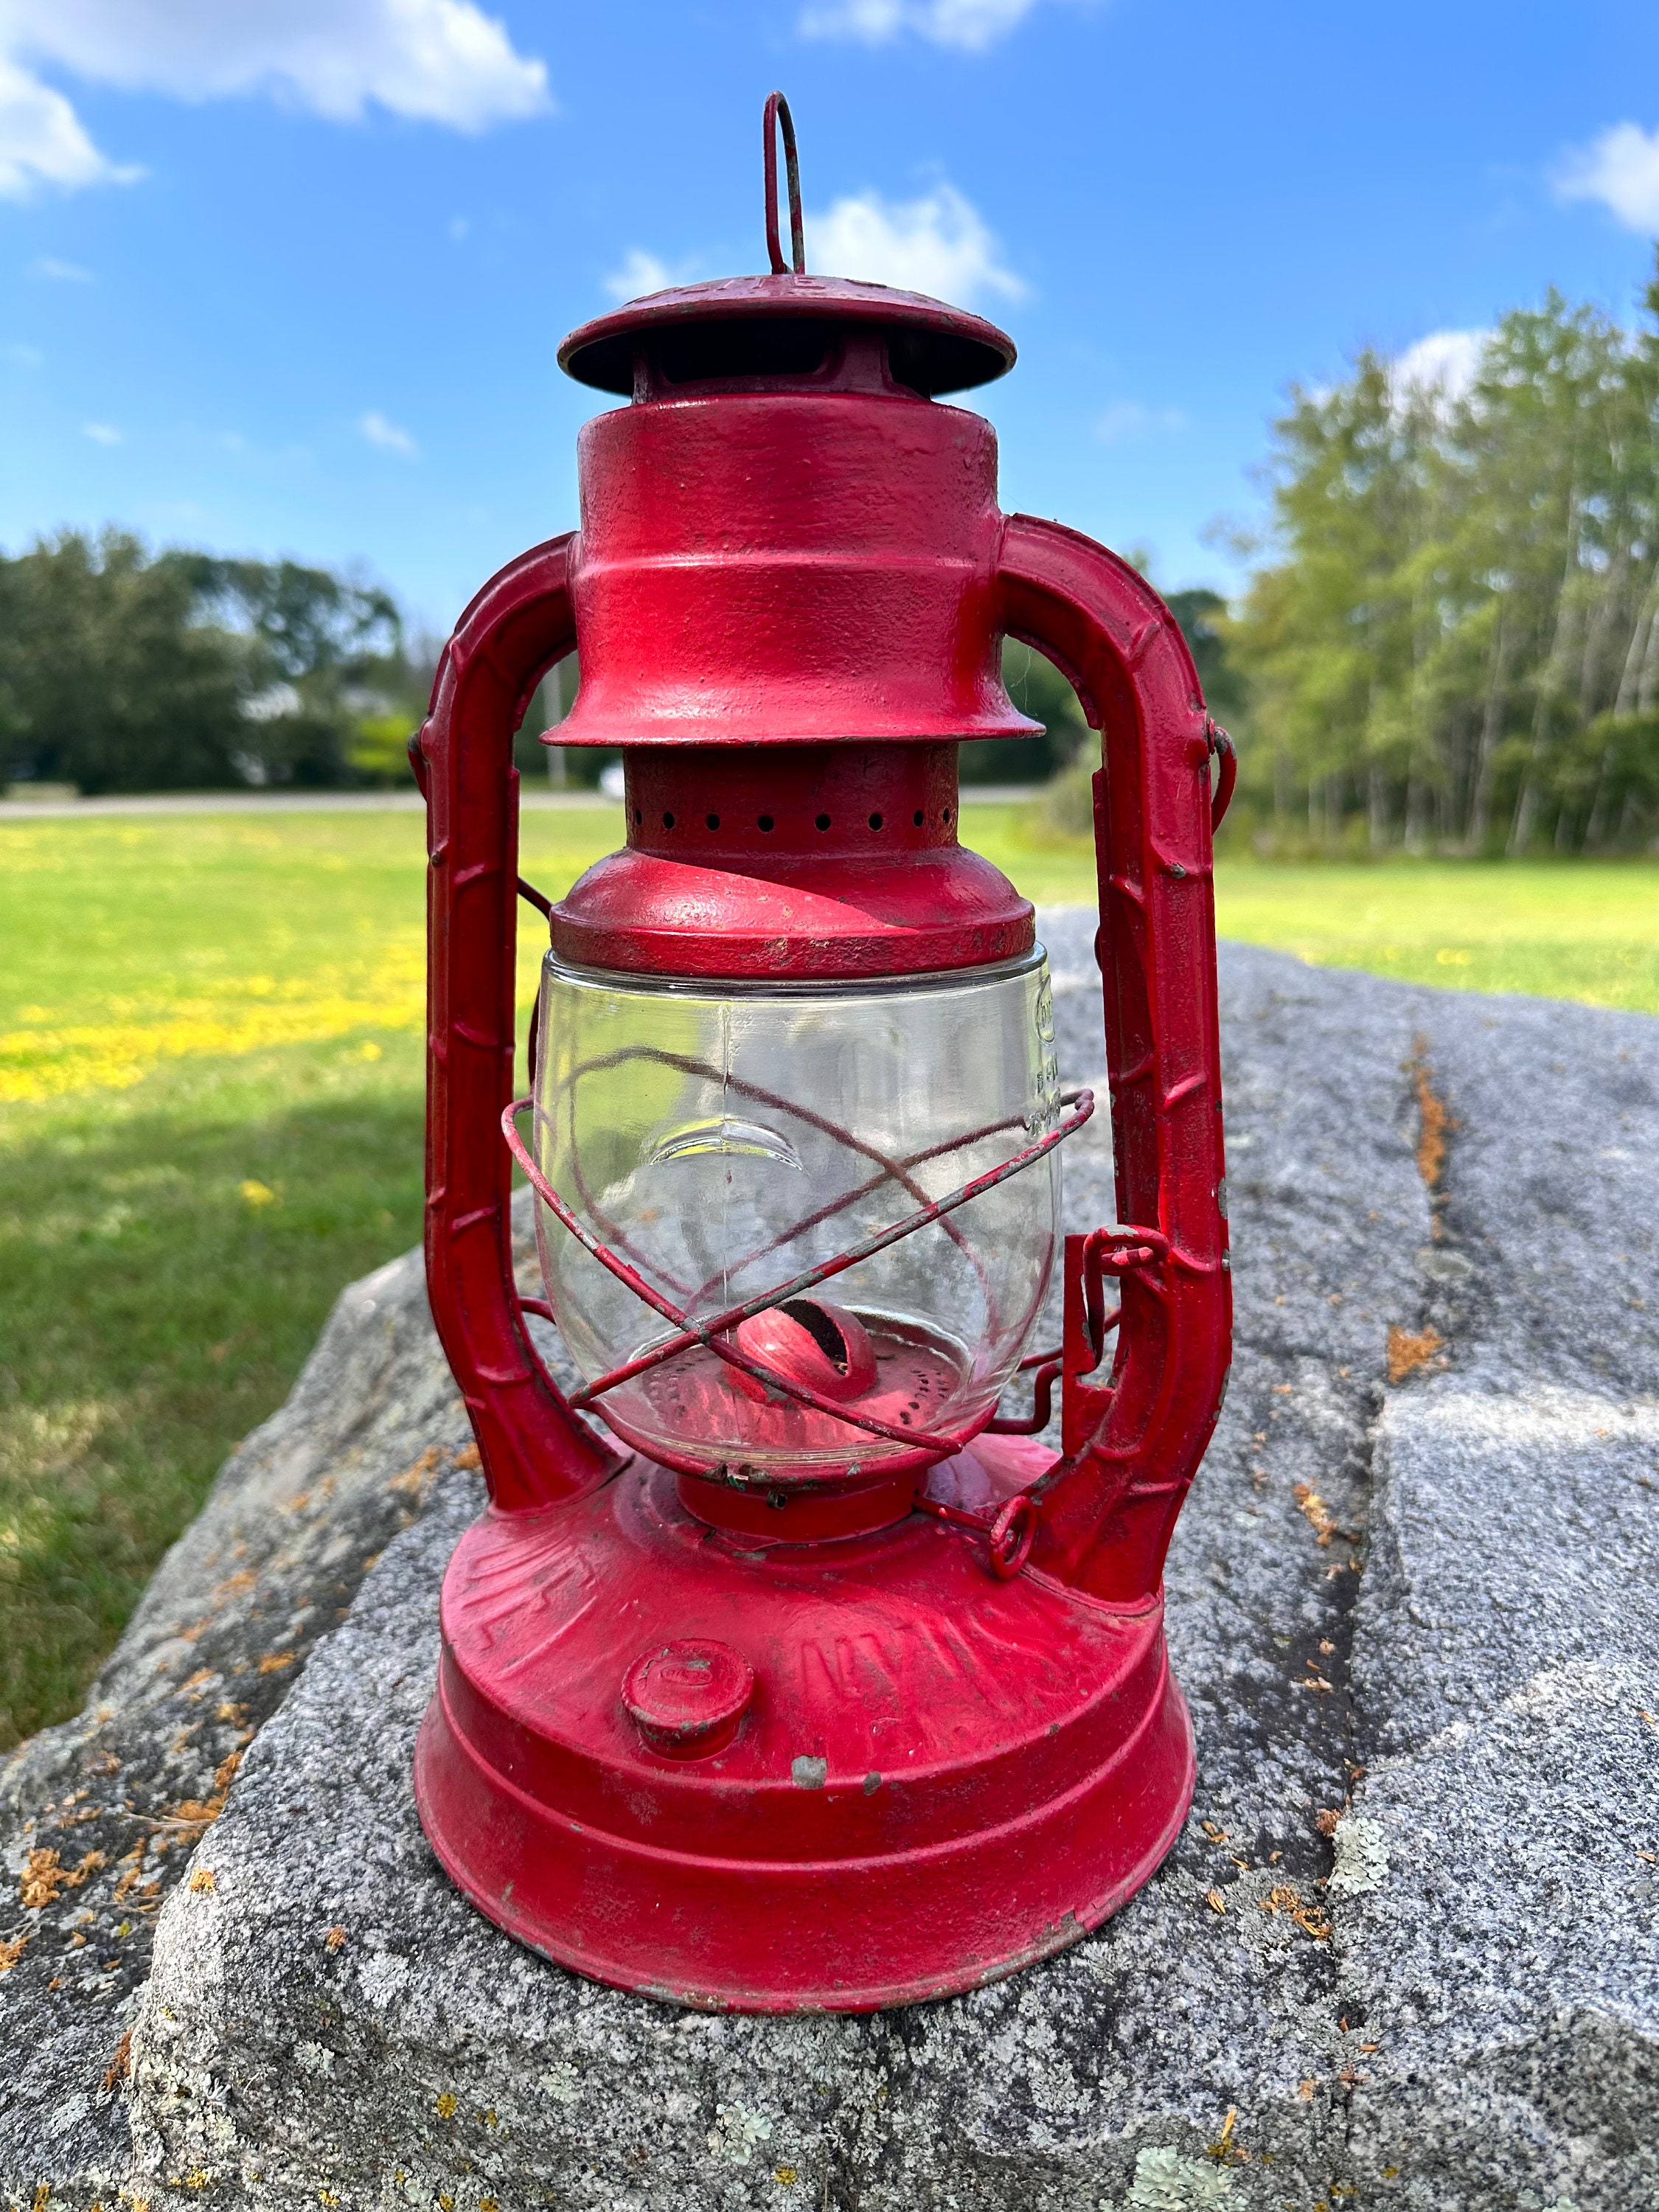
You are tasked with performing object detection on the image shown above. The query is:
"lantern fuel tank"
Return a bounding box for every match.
[411,95,1234,2011]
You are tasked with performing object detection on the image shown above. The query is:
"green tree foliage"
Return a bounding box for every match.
[1229,265,1659,853]
[0,532,422,794]
[0,532,245,793]
[205,556,406,788]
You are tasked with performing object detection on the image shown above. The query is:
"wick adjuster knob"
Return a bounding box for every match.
[624,1640,755,1759]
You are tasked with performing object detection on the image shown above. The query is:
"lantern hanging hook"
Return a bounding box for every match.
[763,91,807,276]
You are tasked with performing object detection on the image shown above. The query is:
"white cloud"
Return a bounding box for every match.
[82,419,119,442]
[1095,400,1183,443]
[29,252,91,278]
[602,248,678,304]
[810,184,1023,305]
[0,0,549,201]
[1394,327,1489,404]
[359,409,417,456]
[801,0,1057,51]
[1554,121,1659,230]
[0,56,136,197]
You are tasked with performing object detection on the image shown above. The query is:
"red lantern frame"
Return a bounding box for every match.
[409,112,1232,2011]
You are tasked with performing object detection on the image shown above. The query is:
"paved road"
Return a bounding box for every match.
[0,789,609,818]
[0,785,1043,821]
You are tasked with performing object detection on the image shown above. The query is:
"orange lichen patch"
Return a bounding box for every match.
[159,1749,244,1837]
[257,1650,297,1675]
[1315,1808,1341,1837]
[20,1848,105,1910]
[102,2029,133,2091]
[1205,2107,1248,2166]
[1261,1884,1332,1940]
[212,1571,257,1606]
[325,1924,347,1952]
[187,1868,217,1895]
[111,1846,148,1905]
[164,1801,218,1834]
[0,1931,29,1972]
[453,1444,482,1472]
[1408,1038,1453,1192]
[389,1446,443,1501]
[1387,1324,1444,1384]
[1293,1483,1339,1546]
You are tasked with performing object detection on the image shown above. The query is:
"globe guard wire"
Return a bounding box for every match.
[503,1088,1093,1461]
[546,1036,1012,1305]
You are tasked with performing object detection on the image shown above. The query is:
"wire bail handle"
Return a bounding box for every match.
[764,91,807,276]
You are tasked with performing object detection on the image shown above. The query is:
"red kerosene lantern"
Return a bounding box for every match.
[411,98,1234,2011]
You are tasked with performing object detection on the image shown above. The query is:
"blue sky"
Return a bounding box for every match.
[4,1,1659,632]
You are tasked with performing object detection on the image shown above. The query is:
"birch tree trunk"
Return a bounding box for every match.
[1469,608,1510,850]
[1509,495,1582,855]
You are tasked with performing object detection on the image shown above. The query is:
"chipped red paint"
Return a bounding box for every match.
[411,98,1231,2011]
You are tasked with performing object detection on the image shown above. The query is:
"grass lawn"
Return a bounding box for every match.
[2,801,1654,1745]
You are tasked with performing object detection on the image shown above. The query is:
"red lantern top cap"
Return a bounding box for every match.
[560,93,1014,401]
[558,272,1015,400]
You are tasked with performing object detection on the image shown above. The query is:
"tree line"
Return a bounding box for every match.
[0,530,431,793]
[1225,260,1659,855]
[7,260,1659,852]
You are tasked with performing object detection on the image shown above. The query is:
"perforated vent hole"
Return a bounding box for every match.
[758,814,774,832]
[868,812,883,830]
[913,810,925,827]
[706,813,720,831]
[662,811,675,830]
[815,813,831,832]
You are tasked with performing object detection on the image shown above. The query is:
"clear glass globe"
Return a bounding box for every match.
[532,948,1061,1481]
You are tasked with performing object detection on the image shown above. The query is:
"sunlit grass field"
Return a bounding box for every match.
[1,801,1654,1744]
